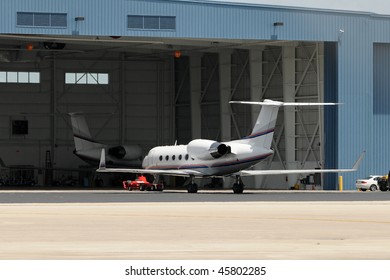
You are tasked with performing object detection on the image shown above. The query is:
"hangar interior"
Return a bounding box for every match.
[0,34,328,189]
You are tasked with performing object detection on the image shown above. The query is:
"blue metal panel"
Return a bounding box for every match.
[0,0,72,35]
[372,15,390,43]
[0,0,388,42]
[336,31,373,189]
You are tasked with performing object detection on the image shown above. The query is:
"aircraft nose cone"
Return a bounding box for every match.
[142,156,149,168]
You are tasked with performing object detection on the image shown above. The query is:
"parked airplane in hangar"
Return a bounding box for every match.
[69,113,142,167]
[97,99,365,193]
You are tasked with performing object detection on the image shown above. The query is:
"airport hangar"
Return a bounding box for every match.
[0,0,389,190]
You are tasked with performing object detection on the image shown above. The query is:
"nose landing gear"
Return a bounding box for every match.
[187,176,198,193]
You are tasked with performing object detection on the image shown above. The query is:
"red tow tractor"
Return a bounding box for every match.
[122,175,163,191]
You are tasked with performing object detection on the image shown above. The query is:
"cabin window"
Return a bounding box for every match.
[178,155,182,160]
[172,155,176,160]
[185,154,189,160]
[165,155,169,161]
[159,156,162,161]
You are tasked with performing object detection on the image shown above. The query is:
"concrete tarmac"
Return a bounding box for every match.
[0,190,390,259]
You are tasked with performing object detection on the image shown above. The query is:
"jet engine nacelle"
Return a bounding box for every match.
[108,145,142,160]
[187,139,231,160]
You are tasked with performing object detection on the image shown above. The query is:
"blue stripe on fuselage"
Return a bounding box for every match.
[146,153,272,171]
[243,128,274,139]
[211,152,272,168]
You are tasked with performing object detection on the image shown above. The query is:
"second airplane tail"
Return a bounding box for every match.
[69,113,102,152]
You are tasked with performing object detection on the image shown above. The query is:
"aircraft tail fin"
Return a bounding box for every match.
[69,113,101,152]
[0,157,7,168]
[230,99,339,150]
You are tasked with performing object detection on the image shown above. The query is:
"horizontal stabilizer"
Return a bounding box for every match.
[230,99,340,106]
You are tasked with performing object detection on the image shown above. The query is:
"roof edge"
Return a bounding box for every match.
[151,0,390,17]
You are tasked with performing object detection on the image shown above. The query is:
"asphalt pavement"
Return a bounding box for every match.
[0,189,390,203]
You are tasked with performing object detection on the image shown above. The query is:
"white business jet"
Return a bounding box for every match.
[69,113,142,167]
[97,99,364,193]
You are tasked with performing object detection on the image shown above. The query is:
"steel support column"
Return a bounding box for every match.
[190,53,202,138]
[120,53,126,145]
[219,50,232,142]
[283,45,297,188]
[249,48,264,188]
[317,43,325,188]
[50,56,57,169]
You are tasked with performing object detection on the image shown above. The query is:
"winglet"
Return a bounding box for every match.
[98,148,106,170]
[352,151,365,171]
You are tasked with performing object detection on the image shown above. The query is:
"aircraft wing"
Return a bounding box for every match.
[96,148,203,177]
[97,166,203,177]
[238,151,365,177]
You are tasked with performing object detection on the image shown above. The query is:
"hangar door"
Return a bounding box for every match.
[174,42,333,189]
[0,52,174,169]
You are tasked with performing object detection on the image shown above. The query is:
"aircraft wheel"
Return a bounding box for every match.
[187,183,198,193]
[233,183,244,194]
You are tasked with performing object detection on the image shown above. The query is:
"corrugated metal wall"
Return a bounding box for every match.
[337,30,373,189]
[0,0,388,43]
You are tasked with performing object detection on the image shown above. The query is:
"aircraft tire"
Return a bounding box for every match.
[233,183,244,194]
[187,183,198,193]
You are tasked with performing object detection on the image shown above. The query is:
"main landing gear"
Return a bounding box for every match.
[186,176,244,194]
[187,176,198,193]
[232,175,244,194]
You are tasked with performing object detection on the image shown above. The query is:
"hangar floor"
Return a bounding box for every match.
[0,190,390,259]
